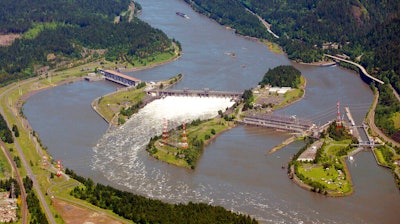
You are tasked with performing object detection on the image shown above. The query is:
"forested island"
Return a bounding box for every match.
[259,65,302,88]
[184,0,400,152]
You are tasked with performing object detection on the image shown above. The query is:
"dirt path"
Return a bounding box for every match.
[53,199,126,224]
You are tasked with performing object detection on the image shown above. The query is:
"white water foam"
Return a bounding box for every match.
[92,96,235,197]
[91,96,333,223]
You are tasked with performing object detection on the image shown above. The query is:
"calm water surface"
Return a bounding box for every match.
[23,0,399,223]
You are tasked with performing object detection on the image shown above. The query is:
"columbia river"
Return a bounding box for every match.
[23,0,400,223]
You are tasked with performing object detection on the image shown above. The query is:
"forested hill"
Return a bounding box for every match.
[0,0,173,86]
[185,0,400,91]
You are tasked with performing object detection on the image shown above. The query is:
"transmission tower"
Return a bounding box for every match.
[181,123,188,149]
[56,160,62,177]
[162,118,169,141]
[10,182,15,199]
[336,101,342,128]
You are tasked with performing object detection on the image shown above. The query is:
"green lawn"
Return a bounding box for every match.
[298,164,351,194]
[393,112,400,129]
[96,87,146,123]
[0,150,11,179]
[374,149,388,166]
[276,76,305,108]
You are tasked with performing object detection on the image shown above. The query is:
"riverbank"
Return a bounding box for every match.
[91,74,183,127]
[147,117,237,169]
[119,42,181,72]
[0,44,181,223]
[288,137,355,197]
[148,73,307,169]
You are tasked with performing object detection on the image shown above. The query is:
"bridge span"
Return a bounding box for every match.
[147,88,243,99]
[324,54,384,84]
[239,114,315,133]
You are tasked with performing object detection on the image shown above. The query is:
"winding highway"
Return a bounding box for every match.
[324,54,384,84]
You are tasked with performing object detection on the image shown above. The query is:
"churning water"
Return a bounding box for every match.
[92,96,235,198]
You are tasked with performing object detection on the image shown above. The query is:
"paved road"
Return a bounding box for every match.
[324,54,384,84]
[389,83,400,102]
[367,91,400,148]
[0,77,56,224]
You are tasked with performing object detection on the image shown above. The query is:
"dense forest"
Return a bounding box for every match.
[24,177,48,224]
[185,0,400,142]
[66,169,258,224]
[259,65,301,88]
[0,0,173,86]
[185,0,400,87]
[0,113,13,143]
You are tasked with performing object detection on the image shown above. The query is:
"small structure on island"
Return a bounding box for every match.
[179,122,188,149]
[266,86,292,95]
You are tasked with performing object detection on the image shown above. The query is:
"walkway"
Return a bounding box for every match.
[324,54,384,84]
[148,89,243,99]
[240,114,315,133]
[390,84,400,102]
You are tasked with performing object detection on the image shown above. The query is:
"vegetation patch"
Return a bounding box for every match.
[289,122,355,196]
[259,65,301,88]
[296,163,351,195]
[147,117,235,169]
[67,169,258,223]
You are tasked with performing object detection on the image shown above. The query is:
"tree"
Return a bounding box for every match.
[12,124,19,137]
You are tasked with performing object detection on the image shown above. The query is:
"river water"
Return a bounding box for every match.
[22,0,400,223]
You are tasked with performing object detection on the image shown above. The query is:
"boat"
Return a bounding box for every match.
[176,12,189,19]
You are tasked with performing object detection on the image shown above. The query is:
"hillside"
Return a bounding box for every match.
[185,0,400,143]
[0,0,173,86]
[186,0,399,85]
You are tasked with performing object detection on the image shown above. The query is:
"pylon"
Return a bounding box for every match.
[42,156,48,167]
[10,182,15,199]
[56,160,62,177]
[162,118,169,141]
[336,101,342,128]
[181,122,188,149]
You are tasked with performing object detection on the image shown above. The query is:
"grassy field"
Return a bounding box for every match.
[0,148,11,179]
[294,137,354,196]
[276,76,305,108]
[393,112,400,129]
[298,163,351,195]
[324,139,352,155]
[95,87,146,123]
[374,149,388,166]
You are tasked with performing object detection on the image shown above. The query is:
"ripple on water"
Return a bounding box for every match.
[91,96,334,223]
